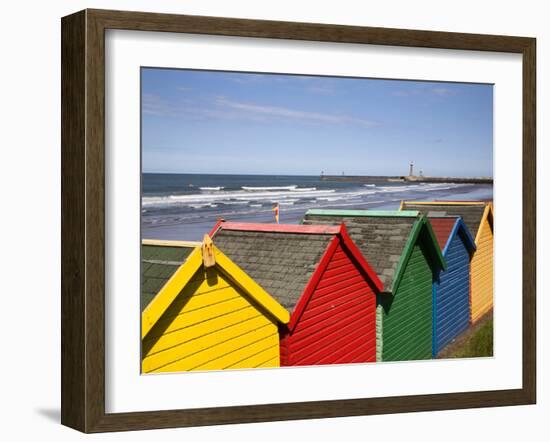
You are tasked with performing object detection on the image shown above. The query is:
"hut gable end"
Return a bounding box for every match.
[141,240,290,373]
[401,202,487,238]
[429,217,457,251]
[429,216,476,257]
[303,214,416,290]
[285,240,379,365]
[211,222,383,367]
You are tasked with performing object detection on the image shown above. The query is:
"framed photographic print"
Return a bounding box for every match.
[61,9,536,433]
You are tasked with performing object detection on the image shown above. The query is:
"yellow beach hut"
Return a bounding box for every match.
[141,237,290,373]
[400,201,494,323]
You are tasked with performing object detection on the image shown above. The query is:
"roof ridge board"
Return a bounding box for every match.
[217,221,341,235]
[402,200,487,206]
[142,239,201,248]
[305,209,420,217]
[426,214,460,219]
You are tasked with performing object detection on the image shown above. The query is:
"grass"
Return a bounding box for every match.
[450,318,493,358]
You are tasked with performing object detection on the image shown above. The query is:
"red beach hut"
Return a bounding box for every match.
[210,221,384,366]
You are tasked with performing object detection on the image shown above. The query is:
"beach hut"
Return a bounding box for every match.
[141,238,290,373]
[210,222,384,366]
[302,210,446,362]
[400,201,494,323]
[429,216,476,356]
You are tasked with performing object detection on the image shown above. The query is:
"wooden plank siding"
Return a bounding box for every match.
[471,216,494,322]
[433,229,471,355]
[281,243,378,366]
[399,202,494,326]
[141,242,289,374]
[379,240,434,361]
[142,268,281,373]
[211,222,383,368]
[302,211,445,363]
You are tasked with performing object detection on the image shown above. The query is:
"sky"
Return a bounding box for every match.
[142,68,493,177]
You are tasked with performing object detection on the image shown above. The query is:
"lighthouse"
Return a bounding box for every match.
[409,161,414,177]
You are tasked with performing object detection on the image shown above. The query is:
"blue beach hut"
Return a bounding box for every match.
[429,216,476,356]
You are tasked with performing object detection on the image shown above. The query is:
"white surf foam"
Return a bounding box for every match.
[199,186,224,191]
[242,185,297,191]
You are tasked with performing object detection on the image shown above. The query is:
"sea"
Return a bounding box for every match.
[142,173,493,241]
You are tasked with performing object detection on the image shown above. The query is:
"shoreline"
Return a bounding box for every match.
[143,183,493,242]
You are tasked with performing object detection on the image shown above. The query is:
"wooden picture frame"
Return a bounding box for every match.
[61,8,536,433]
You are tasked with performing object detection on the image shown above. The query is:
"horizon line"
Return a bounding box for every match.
[142,171,494,179]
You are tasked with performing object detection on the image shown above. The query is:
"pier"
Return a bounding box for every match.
[320,175,493,184]
[320,162,492,185]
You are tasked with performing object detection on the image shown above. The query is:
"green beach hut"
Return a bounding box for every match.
[303,210,446,362]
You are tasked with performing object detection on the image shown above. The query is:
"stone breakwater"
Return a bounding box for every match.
[321,175,493,184]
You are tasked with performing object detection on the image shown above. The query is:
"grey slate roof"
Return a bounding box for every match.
[303,214,417,291]
[212,229,333,311]
[141,244,194,312]
[401,202,486,237]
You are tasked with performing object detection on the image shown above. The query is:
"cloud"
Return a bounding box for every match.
[392,86,457,98]
[142,93,267,121]
[143,93,377,127]
[143,93,213,119]
[306,85,336,95]
[214,97,377,127]
[227,73,339,95]
[142,93,178,117]
[431,87,455,96]
[392,89,422,97]
[226,73,269,84]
